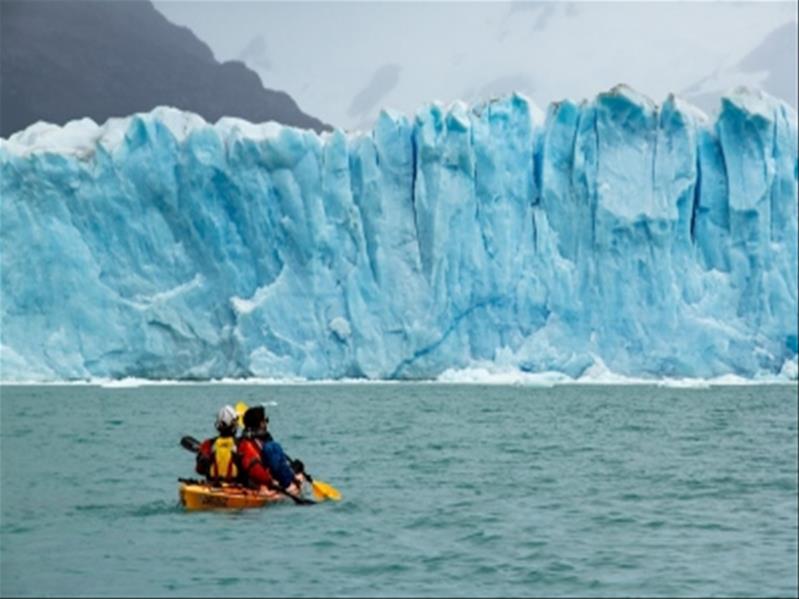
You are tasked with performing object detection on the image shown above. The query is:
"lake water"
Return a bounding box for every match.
[1,383,797,597]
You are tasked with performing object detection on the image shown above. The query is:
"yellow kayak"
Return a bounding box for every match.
[179,481,286,511]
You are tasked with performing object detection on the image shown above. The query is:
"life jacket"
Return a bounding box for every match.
[209,435,239,481]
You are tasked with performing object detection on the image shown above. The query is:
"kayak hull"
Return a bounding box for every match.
[179,482,285,511]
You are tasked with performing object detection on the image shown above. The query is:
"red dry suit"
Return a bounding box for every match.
[236,436,274,487]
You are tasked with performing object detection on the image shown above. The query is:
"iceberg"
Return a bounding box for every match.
[1,86,796,382]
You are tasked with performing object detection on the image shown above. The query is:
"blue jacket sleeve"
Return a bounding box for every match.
[261,440,295,488]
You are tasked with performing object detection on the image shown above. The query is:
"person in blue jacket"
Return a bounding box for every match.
[240,405,303,495]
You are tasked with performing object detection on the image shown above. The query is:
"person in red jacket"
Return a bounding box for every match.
[238,405,303,494]
[237,408,274,488]
[195,405,240,482]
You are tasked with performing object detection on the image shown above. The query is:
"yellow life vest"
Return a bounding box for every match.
[210,436,239,481]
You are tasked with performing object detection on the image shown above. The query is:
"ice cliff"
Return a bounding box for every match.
[1,86,797,381]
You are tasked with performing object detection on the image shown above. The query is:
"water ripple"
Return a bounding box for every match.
[1,383,796,597]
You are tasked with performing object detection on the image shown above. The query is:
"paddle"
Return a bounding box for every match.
[180,435,201,453]
[234,401,248,428]
[234,402,342,502]
[288,458,342,502]
[178,435,314,506]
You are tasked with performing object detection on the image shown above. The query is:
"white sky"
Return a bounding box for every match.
[154,1,798,130]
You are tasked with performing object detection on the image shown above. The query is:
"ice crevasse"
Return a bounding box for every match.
[1,85,797,381]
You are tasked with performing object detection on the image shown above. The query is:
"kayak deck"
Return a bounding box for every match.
[179,481,286,511]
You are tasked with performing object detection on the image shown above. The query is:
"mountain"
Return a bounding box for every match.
[153,1,794,131]
[682,22,798,115]
[1,87,796,382]
[0,0,330,137]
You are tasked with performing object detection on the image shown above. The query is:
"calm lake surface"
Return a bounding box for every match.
[1,383,797,597]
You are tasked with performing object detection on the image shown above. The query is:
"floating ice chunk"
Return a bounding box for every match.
[780,359,798,381]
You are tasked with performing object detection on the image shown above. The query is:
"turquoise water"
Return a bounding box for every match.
[1,383,797,597]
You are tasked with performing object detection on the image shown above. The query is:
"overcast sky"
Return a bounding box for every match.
[154,1,798,131]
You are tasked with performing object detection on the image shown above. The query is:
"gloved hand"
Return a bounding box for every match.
[285,480,302,496]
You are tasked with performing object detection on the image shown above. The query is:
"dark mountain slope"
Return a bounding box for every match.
[0,0,330,137]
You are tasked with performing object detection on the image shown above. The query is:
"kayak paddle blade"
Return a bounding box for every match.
[312,480,342,502]
[234,401,248,428]
[180,435,201,453]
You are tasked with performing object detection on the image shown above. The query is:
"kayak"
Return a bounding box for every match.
[179,481,286,511]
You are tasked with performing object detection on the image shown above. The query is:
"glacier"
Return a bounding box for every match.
[1,85,797,382]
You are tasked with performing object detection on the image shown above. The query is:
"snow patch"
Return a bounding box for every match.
[329,317,351,341]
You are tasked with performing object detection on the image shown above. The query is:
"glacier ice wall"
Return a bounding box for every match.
[1,86,797,381]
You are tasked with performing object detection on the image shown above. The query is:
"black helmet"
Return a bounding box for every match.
[243,405,267,430]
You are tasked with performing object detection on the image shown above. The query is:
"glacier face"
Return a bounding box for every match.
[1,86,797,381]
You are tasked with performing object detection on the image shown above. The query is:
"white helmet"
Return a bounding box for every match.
[215,405,238,432]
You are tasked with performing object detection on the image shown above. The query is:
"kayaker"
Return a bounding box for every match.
[238,405,303,495]
[195,405,240,483]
